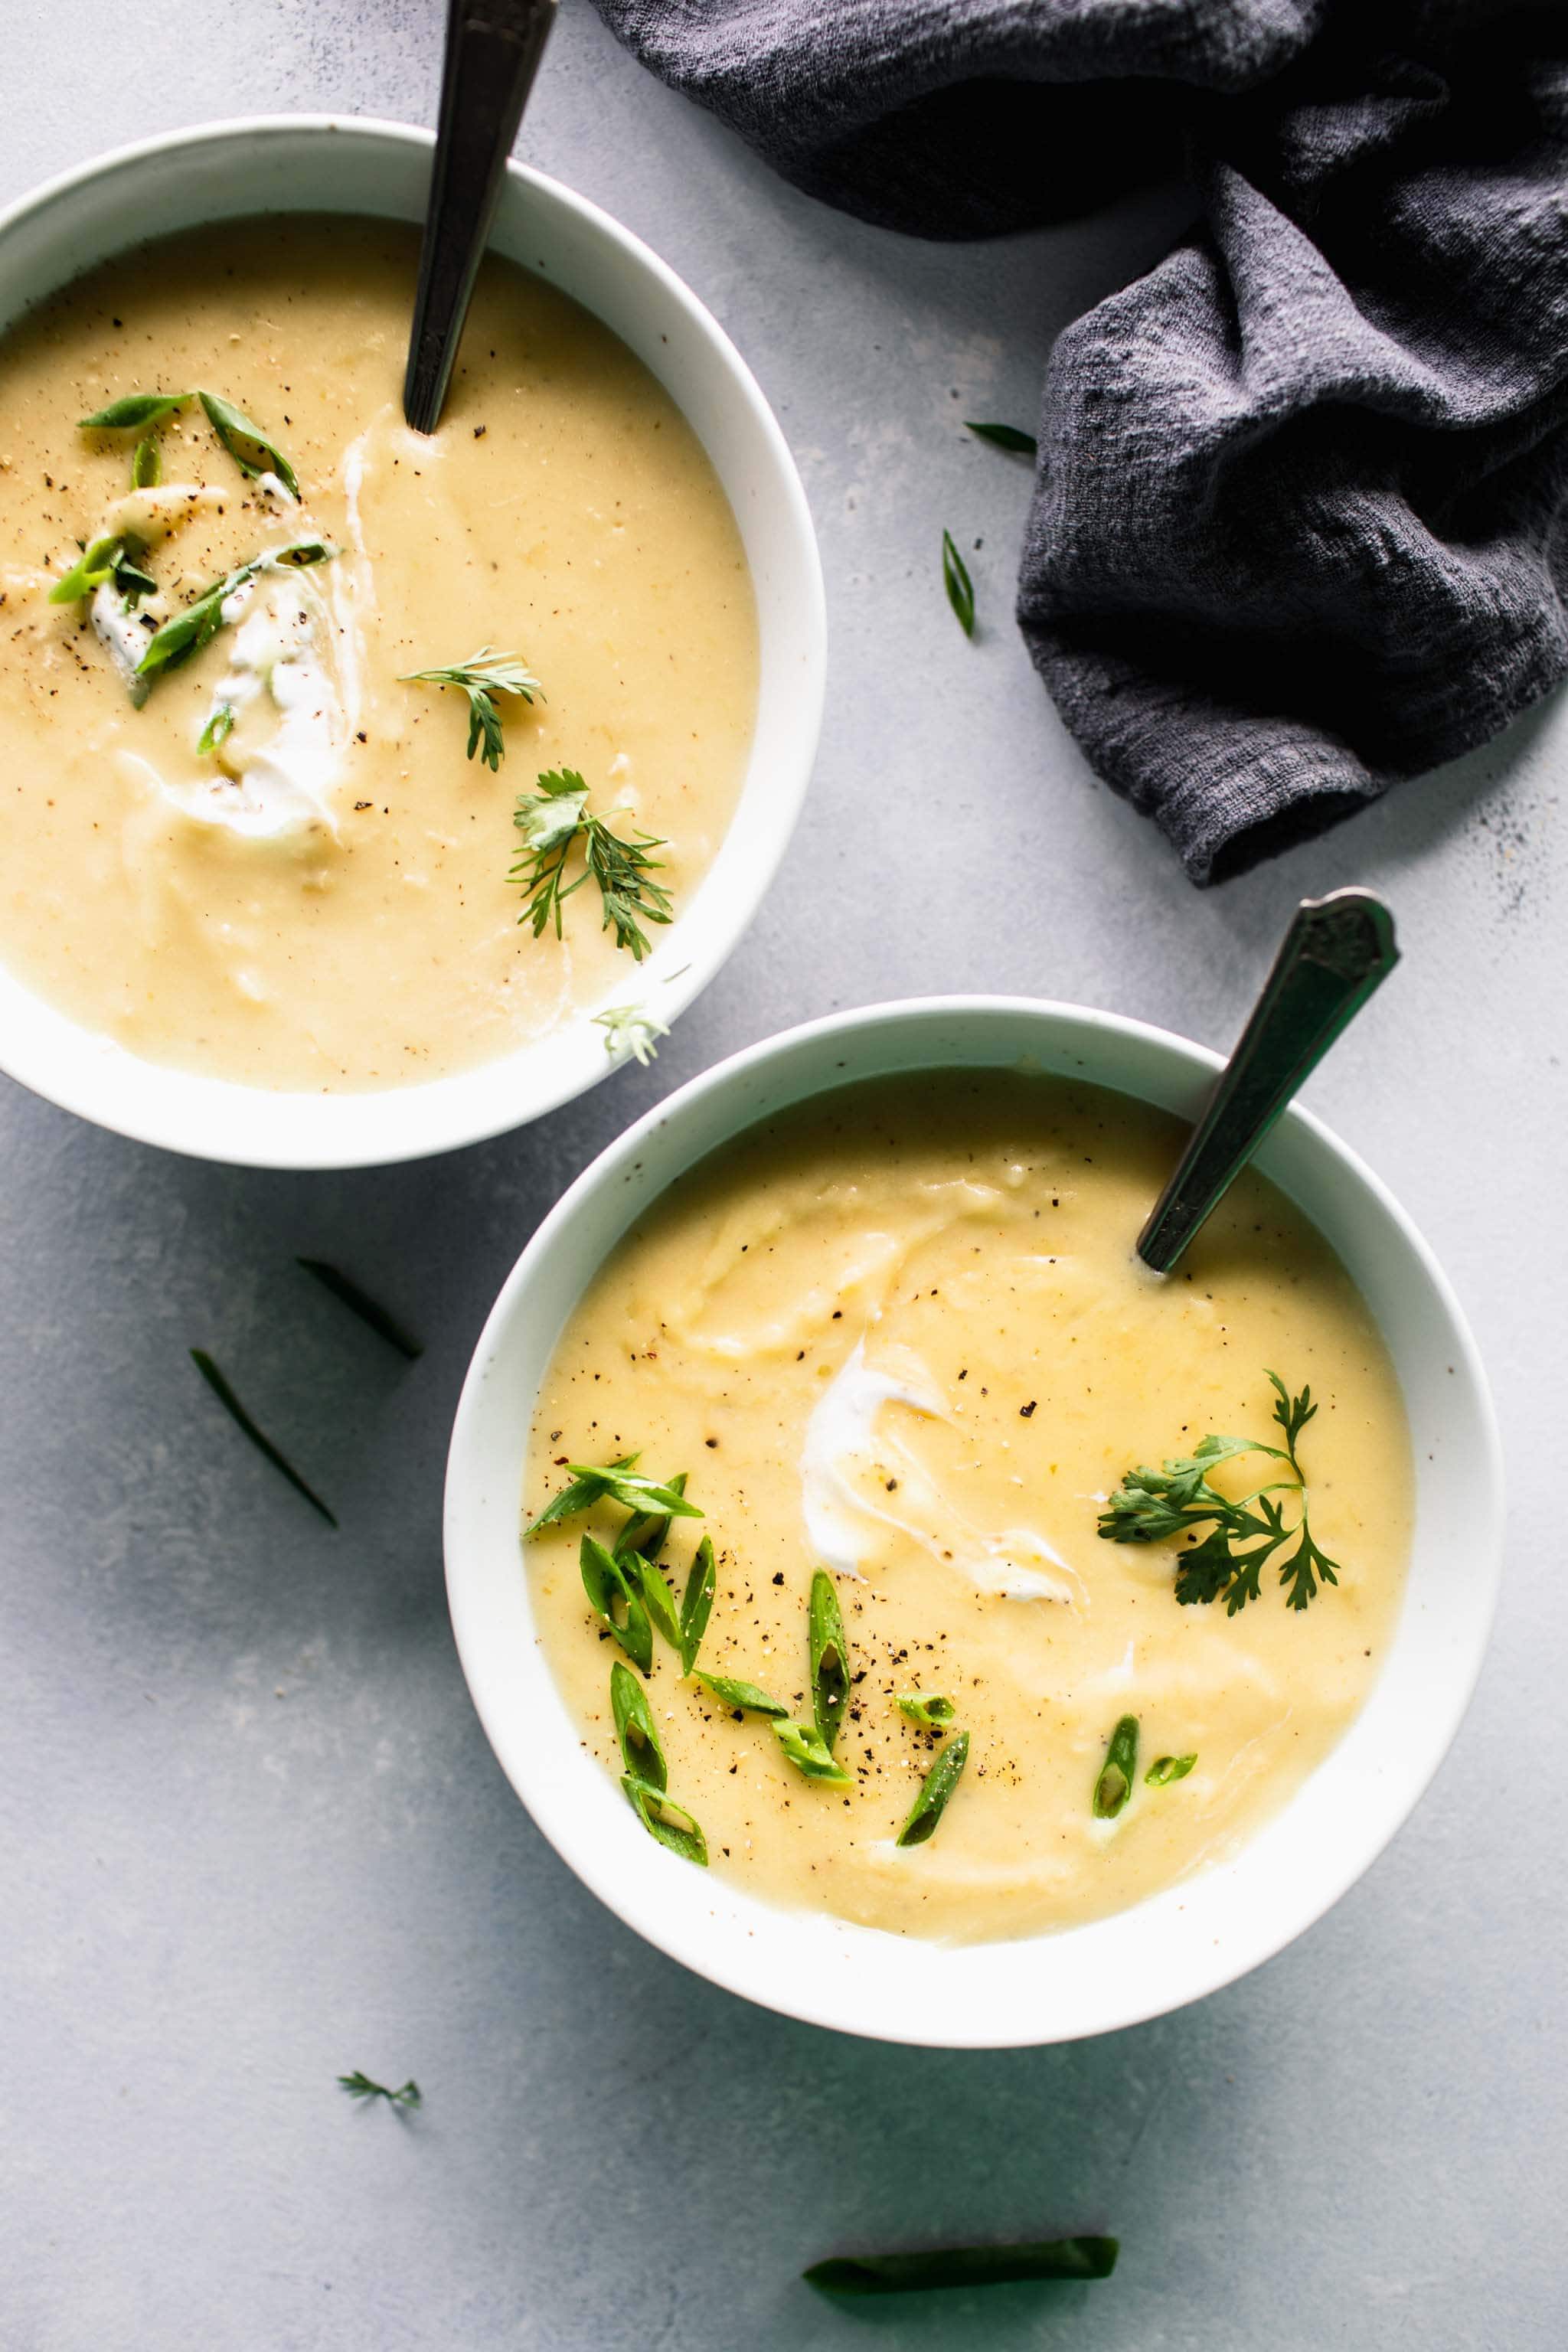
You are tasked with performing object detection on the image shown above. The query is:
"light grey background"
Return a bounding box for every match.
[2,4,1562,2346]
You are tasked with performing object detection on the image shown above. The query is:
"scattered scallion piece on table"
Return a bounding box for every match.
[1093,1715,1139,1820]
[942,528,975,638]
[678,1536,717,1675]
[697,1672,789,1717]
[610,1659,667,1792]
[774,1719,854,1785]
[622,1775,708,1866]
[1146,1753,1197,1786]
[808,1568,849,1752]
[593,1004,670,1065]
[896,1692,956,1731]
[135,540,335,688]
[188,1348,337,1528]
[896,1727,970,1846]
[399,648,541,771]
[524,1455,701,1540]
[1097,1371,1341,1613]
[338,2071,420,2109]
[580,1534,653,1673]
[296,1258,423,1361]
[511,769,674,961]
[963,420,1038,456]
[805,2236,1119,2296]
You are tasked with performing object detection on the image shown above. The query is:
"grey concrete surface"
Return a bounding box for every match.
[2,5,1563,2346]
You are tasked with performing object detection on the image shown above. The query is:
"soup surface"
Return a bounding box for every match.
[0,217,756,1088]
[525,1072,1413,1944]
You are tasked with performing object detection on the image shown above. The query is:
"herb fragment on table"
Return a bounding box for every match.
[79,387,302,495]
[1098,1371,1342,1613]
[1146,1753,1197,1786]
[942,528,975,637]
[774,1719,854,1785]
[188,1348,337,1527]
[1093,1715,1138,1820]
[400,647,541,771]
[511,769,673,962]
[338,2071,421,2109]
[697,1672,788,1717]
[296,1258,423,1361]
[198,704,235,757]
[580,1534,653,1673]
[678,1536,717,1675]
[622,1775,708,1865]
[896,1691,956,1730]
[897,1727,970,1846]
[135,539,335,687]
[593,1004,670,1066]
[524,1454,701,1540]
[805,2236,1119,2296]
[808,1568,850,1752]
[610,1659,667,1792]
[964,420,1038,456]
[131,433,162,489]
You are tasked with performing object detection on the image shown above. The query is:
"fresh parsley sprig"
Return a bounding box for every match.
[400,648,541,770]
[593,1004,670,1066]
[338,2072,420,2109]
[511,770,673,962]
[1097,1371,1342,1615]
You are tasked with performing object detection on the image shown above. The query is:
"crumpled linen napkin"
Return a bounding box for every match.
[591,0,1568,880]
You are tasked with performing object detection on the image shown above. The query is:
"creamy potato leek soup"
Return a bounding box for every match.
[524,1071,1413,1945]
[0,218,756,1087]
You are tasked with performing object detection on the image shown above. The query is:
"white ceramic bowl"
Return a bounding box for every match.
[446,997,1504,2048]
[0,119,824,1167]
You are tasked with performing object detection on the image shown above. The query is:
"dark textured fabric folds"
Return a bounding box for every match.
[592,0,1568,880]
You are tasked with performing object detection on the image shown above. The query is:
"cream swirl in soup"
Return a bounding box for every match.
[0,218,756,1089]
[524,1073,1413,1945]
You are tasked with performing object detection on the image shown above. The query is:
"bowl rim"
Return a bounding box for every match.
[0,114,825,1168]
[443,992,1504,2047]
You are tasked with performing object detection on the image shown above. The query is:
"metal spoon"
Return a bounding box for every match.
[403,0,558,436]
[1136,887,1400,1274]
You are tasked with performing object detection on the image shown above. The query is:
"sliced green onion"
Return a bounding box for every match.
[896,1692,955,1730]
[963,420,1038,456]
[1093,1715,1139,1819]
[579,1534,652,1674]
[774,1720,853,1785]
[198,388,299,498]
[896,1728,970,1847]
[1145,1752,1197,1786]
[808,1568,849,1752]
[678,1536,716,1675]
[805,2236,1118,2295]
[942,528,975,638]
[49,530,127,604]
[609,1659,666,1792]
[697,1672,788,1717]
[524,1455,701,1540]
[130,433,162,489]
[621,1776,707,1866]
[612,1468,688,1568]
[198,704,235,758]
[80,390,193,432]
[189,1348,337,1527]
[296,1257,423,1360]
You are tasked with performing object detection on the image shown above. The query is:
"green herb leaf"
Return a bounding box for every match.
[1145,1753,1197,1786]
[942,528,975,638]
[296,1258,423,1360]
[511,769,674,961]
[135,539,335,686]
[622,1775,708,1865]
[808,1568,850,1753]
[197,389,300,497]
[524,1455,701,1540]
[773,1719,854,1785]
[337,2071,421,2109]
[580,1534,653,1673]
[130,433,162,489]
[79,391,193,432]
[896,1691,956,1730]
[1093,1715,1138,1820]
[897,1727,970,1846]
[610,1659,667,1792]
[593,1004,670,1065]
[963,420,1038,456]
[697,1672,788,1717]
[49,530,129,605]
[1097,1372,1341,1614]
[189,1348,337,1527]
[805,2236,1119,2296]
[198,704,235,757]
[678,1535,717,1675]
[400,647,542,771]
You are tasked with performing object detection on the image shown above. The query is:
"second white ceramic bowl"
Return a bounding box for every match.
[0,118,825,1166]
[445,997,1503,2048]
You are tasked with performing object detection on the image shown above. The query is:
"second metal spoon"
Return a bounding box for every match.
[1136,887,1400,1275]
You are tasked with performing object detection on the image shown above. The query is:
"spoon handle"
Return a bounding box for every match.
[1136,887,1400,1275]
[403,0,558,435]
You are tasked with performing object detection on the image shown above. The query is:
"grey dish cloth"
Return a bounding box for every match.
[591,0,1568,881]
